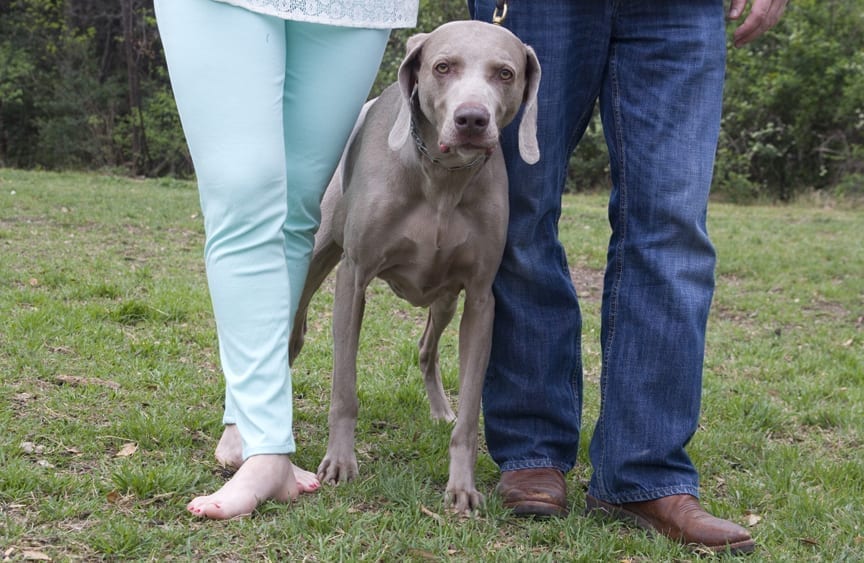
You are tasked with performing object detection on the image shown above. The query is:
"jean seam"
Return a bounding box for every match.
[588,484,700,505]
[499,459,572,473]
[596,38,629,499]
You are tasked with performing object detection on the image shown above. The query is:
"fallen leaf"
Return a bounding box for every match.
[115,442,138,457]
[744,513,762,527]
[29,278,39,287]
[420,504,443,522]
[20,442,44,454]
[22,551,51,561]
[36,460,55,469]
[106,490,121,503]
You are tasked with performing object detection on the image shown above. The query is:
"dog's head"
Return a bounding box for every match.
[388,20,541,165]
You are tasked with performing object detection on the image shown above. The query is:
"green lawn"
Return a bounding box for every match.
[1,168,862,561]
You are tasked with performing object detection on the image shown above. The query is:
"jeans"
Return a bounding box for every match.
[470,0,726,503]
[155,0,389,459]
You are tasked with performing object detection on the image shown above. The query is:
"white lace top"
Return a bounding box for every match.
[211,0,418,29]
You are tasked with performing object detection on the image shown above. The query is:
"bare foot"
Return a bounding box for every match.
[293,464,321,493]
[213,425,320,494]
[214,424,244,469]
[188,454,320,519]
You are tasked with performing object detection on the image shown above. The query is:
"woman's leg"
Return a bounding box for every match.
[155,0,387,518]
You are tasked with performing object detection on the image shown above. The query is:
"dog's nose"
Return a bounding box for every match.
[454,104,490,135]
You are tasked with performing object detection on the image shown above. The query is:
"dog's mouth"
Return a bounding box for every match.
[438,141,497,156]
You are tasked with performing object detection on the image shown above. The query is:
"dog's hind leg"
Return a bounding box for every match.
[289,237,343,364]
[418,295,458,423]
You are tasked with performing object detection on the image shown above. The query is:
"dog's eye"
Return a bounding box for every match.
[434,62,450,74]
[499,68,514,81]
[435,62,450,74]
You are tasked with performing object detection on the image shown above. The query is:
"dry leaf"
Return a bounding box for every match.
[420,505,443,522]
[29,278,39,287]
[744,513,762,527]
[36,460,55,469]
[106,490,121,503]
[22,551,51,561]
[21,442,44,454]
[115,442,138,457]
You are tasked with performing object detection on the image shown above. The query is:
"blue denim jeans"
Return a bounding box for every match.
[470,0,726,504]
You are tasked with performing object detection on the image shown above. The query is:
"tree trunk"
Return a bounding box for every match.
[120,0,148,174]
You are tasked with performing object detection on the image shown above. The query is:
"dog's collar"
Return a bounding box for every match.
[409,95,488,172]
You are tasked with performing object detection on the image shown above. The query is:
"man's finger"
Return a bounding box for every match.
[733,0,787,47]
[728,0,748,20]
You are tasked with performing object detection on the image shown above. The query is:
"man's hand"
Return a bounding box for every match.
[728,0,789,47]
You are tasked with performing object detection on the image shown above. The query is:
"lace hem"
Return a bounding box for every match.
[210,0,418,29]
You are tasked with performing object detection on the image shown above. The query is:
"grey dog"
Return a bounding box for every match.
[289,20,541,514]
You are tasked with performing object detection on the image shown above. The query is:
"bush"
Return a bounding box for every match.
[716,0,864,201]
[1,0,861,202]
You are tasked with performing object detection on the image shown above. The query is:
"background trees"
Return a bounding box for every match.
[1,0,862,201]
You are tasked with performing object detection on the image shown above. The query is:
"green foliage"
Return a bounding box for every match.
[1,1,862,200]
[0,0,184,175]
[113,83,192,177]
[371,0,470,96]
[717,0,864,201]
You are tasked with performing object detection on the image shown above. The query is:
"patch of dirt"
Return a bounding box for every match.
[570,264,605,304]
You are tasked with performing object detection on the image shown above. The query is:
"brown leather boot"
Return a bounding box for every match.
[586,494,755,554]
[495,468,569,517]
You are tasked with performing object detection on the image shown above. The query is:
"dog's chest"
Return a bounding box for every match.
[375,210,488,306]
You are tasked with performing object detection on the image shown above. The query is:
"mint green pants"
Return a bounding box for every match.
[155,0,389,459]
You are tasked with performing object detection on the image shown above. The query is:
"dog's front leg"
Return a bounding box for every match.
[445,288,494,514]
[318,258,367,484]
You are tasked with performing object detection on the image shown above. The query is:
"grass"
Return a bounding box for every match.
[0,168,862,561]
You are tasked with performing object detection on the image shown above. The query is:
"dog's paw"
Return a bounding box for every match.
[445,487,484,516]
[429,403,456,424]
[317,455,359,484]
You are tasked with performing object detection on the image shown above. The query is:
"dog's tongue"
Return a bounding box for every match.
[439,143,451,153]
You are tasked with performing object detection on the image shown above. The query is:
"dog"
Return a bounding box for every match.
[289,20,541,514]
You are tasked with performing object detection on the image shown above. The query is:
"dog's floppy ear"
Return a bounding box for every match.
[388,33,428,152]
[518,45,541,164]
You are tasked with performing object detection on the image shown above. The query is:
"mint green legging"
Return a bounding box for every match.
[155,0,389,459]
